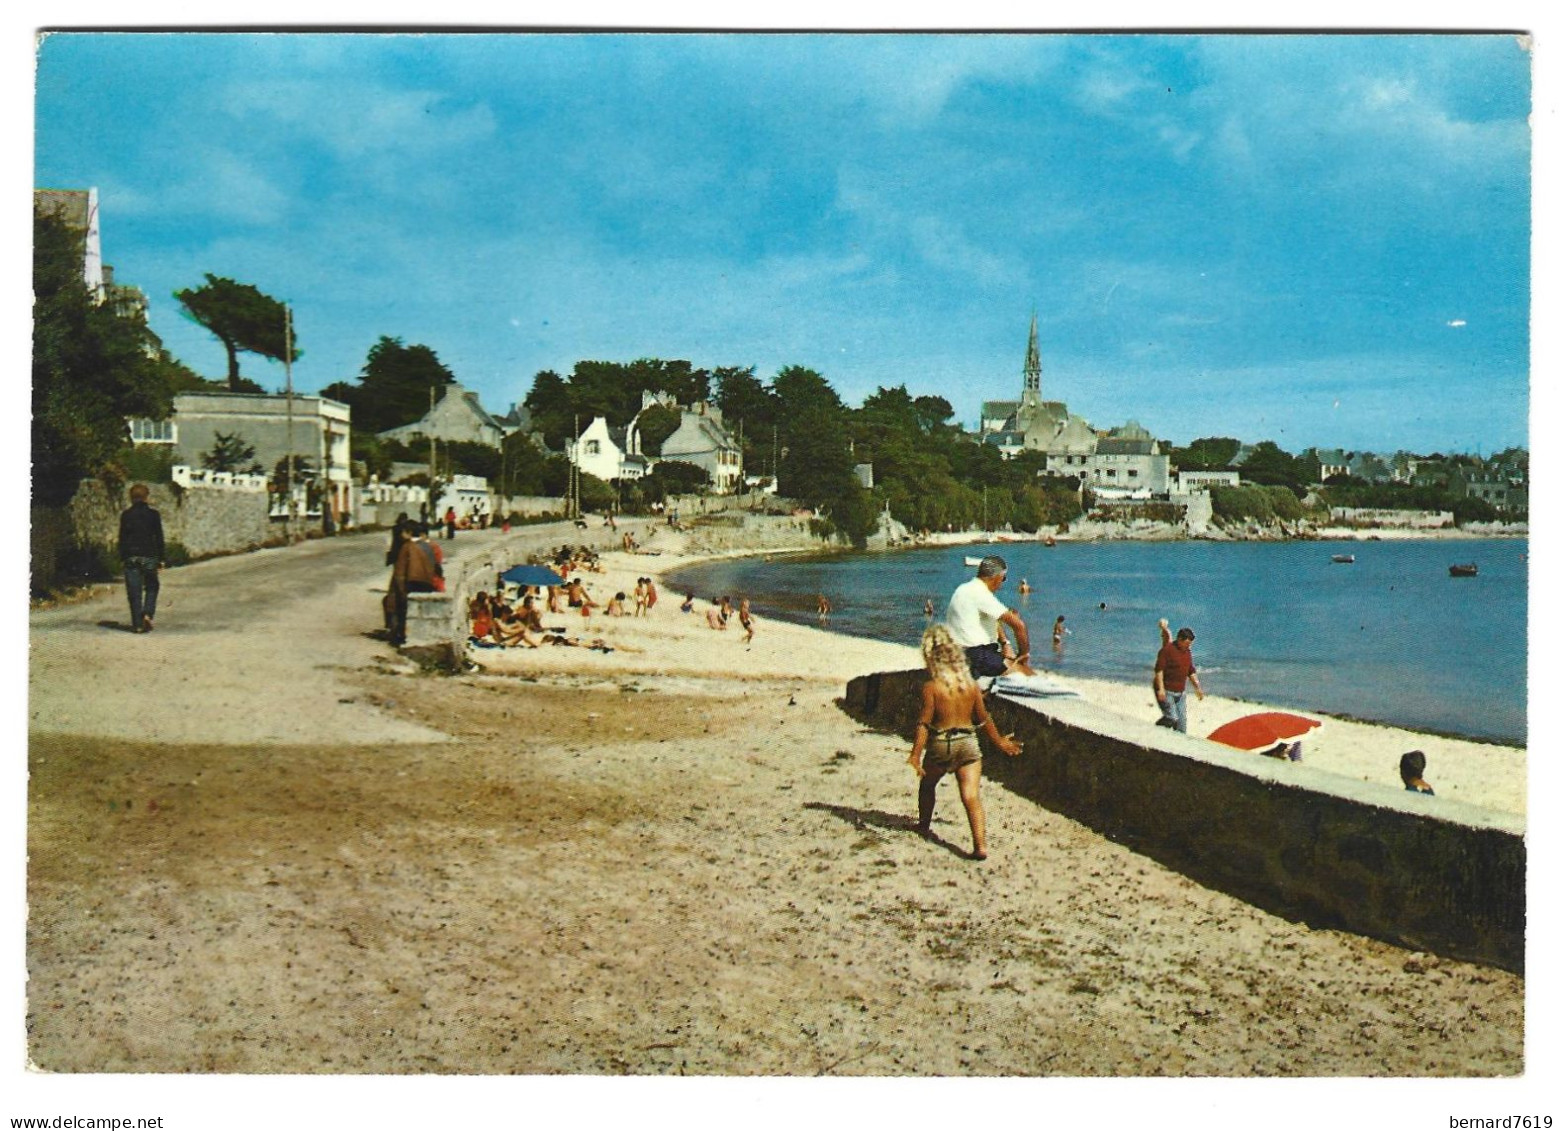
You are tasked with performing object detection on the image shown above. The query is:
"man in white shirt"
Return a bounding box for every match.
[945,555,1033,678]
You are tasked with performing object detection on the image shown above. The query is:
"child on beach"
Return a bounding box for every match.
[908,623,1023,860]
[1400,751,1435,795]
[739,598,755,644]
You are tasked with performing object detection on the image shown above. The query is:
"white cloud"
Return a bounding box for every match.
[220,79,497,160]
[179,150,290,224]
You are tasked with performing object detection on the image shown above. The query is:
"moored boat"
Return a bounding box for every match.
[1449,563,1478,577]
[963,555,983,567]
[1331,554,1355,564]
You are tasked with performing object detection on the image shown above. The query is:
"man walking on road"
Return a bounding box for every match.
[1153,618,1205,732]
[117,483,165,634]
[944,555,1033,679]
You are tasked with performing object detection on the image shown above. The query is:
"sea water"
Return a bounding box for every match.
[666,537,1527,745]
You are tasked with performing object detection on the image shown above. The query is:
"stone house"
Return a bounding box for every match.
[379,382,507,449]
[658,402,743,492]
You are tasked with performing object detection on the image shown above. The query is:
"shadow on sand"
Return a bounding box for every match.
[803,800,971,860]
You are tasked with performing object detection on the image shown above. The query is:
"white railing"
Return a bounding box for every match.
[171,465,268,491]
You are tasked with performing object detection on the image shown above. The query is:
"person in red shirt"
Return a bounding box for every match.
[1153,618,1205,732]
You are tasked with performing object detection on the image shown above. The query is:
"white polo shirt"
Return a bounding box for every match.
[945,576,1008,648]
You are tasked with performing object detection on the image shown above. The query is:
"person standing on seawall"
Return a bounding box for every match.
[117,483,165,634]
[1153,617,1205,732]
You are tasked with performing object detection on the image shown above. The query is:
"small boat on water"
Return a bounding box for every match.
[963,556,983,567]
[1331,554,1355,564]
[1449,563,1479,578]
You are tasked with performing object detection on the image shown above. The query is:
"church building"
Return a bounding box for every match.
[979,316,1171,496]
[979,314,1097,473]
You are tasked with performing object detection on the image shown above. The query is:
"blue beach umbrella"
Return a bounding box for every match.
[499,564,565,587]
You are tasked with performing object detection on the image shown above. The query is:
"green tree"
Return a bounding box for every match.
[713,366,776,472]
[174,274,300,391]
[522,369,575,450]
[912,394,956,434]
[495,433,559,497]
[646,459,711,496]
[1171,436,1242,471]
[326,337,457,435]
[1238,441,1305,490]
[33,203,181,506]
[634,404,683,457]
[201,431,260,474]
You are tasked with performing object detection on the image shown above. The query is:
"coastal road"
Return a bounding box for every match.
[27,521,634,746]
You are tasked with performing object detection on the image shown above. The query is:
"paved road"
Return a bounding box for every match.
[28,519,648,747]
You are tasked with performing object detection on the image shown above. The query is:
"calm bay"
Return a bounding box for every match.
[667,537,1527,745]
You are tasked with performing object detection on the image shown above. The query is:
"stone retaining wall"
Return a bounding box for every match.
[32,481,279,592]
[843,668,1525,973]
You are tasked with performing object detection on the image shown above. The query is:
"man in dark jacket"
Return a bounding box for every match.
[389,522,442,645]
[117,483,165,633]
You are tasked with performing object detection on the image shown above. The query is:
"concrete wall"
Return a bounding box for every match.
[842,668,1525,973]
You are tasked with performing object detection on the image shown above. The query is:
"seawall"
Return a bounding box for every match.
[843,668,1525,973]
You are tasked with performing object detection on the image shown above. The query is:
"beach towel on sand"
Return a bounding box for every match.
[989,673,1082,701]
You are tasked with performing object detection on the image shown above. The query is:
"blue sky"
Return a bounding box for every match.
[33,31,1532,454]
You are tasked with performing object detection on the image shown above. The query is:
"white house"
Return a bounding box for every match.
[1086,434,1172,496]
[660,402,743,493]
[1175,469,1241,491]
[569,416,624,483]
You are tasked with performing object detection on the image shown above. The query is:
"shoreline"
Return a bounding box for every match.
[890,523,1526,548]
[658,531,1524,751]
[482,525,1526,818]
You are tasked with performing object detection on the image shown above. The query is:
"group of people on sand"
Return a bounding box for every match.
[603,577,659,618]
[467,589,548,648]
[464,587,624,654]
[697,594,756,643]
[908,551,1438,862]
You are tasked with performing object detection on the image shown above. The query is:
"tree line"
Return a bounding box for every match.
[34,195,1515,540]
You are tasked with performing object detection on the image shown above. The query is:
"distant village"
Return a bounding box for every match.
[34,186,1528,590]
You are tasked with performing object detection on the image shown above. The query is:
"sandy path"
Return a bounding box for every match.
[22,521,1528,1101]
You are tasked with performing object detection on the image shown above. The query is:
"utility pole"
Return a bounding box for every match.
[284,304,295,535]
[571,414,580,519]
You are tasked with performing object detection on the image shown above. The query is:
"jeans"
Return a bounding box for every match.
[1158,689,1188,732]
[124,556,160,627]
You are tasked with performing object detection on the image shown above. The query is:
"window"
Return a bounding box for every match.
[585,440,600,456]
[129,418,176,443]
[1128,469,1139,478]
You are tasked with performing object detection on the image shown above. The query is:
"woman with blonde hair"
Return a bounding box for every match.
[908,623,1022,860]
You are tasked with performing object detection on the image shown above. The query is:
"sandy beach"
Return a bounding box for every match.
[474,528,1527,818]
[24,521,1526,1089]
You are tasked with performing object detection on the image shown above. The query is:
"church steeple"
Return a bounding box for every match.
[1022,312,1042,398]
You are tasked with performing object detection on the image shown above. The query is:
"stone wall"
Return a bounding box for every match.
[680,513,836,555]
[843,668,1525,973]
[357,496,578,530]
[32,480,279,592]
